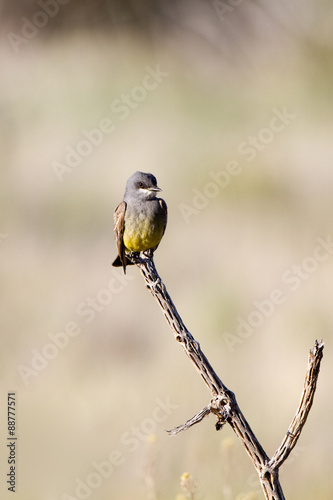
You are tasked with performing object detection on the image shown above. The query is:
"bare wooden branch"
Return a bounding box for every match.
[167,404,212,436]
[129,253,324,500]
[269,340,324,470]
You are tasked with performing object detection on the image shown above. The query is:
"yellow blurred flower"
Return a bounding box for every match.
[147,433,157,443]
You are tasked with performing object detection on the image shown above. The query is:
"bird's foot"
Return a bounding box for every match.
[143,248,154,259]
[128,251,140,264]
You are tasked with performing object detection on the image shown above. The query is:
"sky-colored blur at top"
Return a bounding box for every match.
[1,1,333,499]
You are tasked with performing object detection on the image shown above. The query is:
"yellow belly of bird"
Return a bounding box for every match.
[123,218,163,252]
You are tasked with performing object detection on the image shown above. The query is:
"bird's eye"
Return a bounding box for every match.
[138,182,144,188]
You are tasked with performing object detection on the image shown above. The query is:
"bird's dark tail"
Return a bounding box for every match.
[112,255,135,273]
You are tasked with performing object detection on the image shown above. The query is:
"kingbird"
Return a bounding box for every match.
[112,171,167,273]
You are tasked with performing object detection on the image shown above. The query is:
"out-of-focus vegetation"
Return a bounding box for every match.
[1,1,333,499]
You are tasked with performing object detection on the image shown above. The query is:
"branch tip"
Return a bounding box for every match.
[166,404,212,436]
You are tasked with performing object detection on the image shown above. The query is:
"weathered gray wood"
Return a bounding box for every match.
[269,341,324,470]
[129,253,324,500]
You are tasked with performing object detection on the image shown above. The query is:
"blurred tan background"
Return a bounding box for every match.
[1,1,333,499]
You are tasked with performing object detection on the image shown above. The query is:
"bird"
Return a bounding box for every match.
[112,171,168,274]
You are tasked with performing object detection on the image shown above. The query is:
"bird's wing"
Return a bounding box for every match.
[159,198,168,236]
[114,201,127,272]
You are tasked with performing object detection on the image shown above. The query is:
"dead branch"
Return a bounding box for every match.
[269,340,324,470]
[128,254,324,500]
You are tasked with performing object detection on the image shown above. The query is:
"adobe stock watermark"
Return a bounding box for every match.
[61,397,178,500]
[179,107,296,224]
[17,270,134,385]
[51,65,169,183]
[223,235,333,353]
[213,0,244,21]
[7,0,70,54]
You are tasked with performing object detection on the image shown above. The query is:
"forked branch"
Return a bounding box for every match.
[129,254,324,500]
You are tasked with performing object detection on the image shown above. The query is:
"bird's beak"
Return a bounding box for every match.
[149,186,162,192]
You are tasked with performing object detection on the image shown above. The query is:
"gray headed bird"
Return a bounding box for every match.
[112,171,167,273]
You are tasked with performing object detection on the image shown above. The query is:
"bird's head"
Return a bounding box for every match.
[124,171,162,201]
